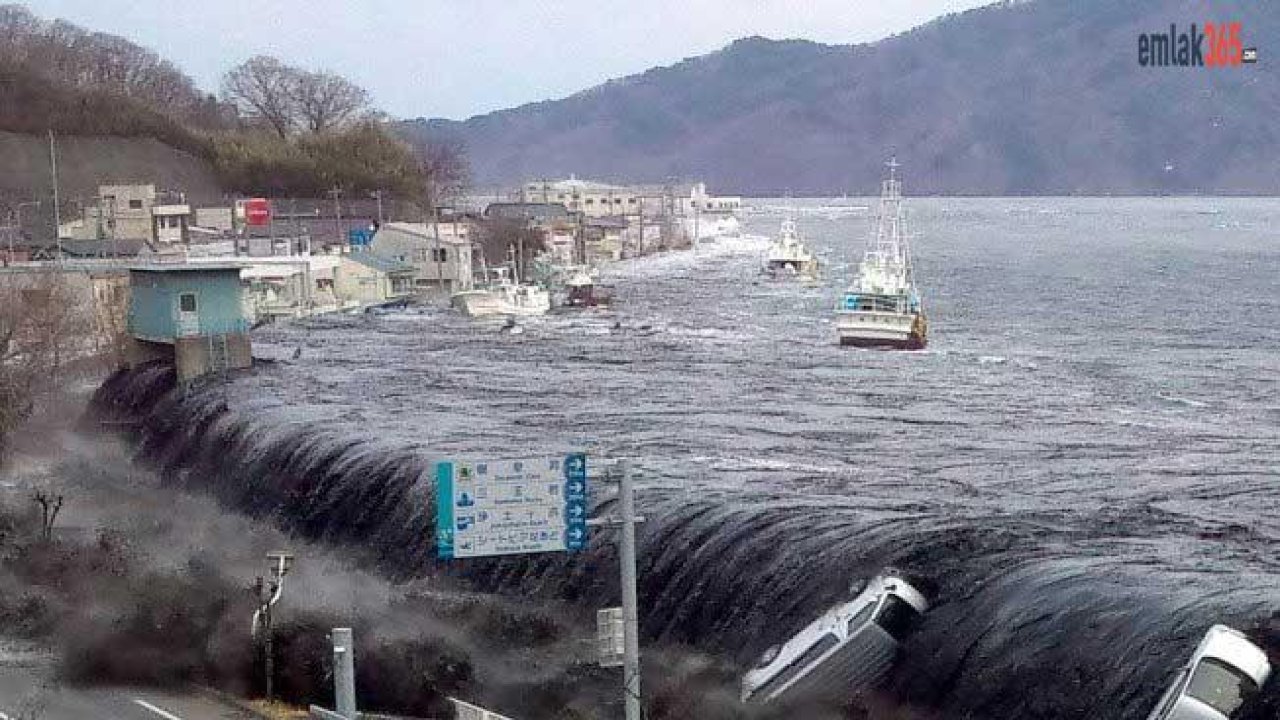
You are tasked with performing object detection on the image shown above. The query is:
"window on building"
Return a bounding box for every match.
[129,199,144,210]
[628,198,637,204]
[432,248,448,262]
[615,198,623,204]
[585,199,594,205]
[179,293,197,313]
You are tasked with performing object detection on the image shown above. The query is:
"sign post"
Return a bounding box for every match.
[436,453,587,559]
[596,607,625,668]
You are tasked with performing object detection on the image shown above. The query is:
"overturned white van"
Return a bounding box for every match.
[741,570,929,704]
[1146,624,1272,720]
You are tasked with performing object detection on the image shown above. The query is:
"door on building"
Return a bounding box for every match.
[175,291,199,336]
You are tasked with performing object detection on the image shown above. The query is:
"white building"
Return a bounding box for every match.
[520,177,740,221]
[520,177,643,219]
[369,222,474,294]
[60,184,193,245]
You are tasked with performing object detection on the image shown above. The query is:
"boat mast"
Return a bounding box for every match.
[869,157,904,266]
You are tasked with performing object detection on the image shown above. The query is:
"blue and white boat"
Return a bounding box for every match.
[835,159,927,350]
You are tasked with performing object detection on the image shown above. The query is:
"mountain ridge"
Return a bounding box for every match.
[400,0,1280,195]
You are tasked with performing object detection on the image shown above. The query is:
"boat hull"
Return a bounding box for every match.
[835,312,927,350]
[451,291,507,317]
[764,259,819,278]
[451,290,550,317]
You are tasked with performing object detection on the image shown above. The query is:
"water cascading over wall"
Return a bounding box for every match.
[87,362,1280,720]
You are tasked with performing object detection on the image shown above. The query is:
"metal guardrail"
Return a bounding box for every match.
[451,698,515,720]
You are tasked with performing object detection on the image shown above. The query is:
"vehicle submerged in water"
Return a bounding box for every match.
[1146,625,1272,720]
[741,570,929,704]
[834,158,927,350]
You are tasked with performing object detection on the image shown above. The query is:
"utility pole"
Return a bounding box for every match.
[107,195,118,262]
[371,190,384,226]
[619,460,643,720]
[3,213,12,267]
[48,130,61,262]
[328,187,343,246]
[433,207,444,294]
[589,460,644,720]
[636,195,644,257]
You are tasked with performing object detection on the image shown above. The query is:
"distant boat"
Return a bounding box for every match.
[762,216,819,279]
[451,266,551,317]
[562,268,613,308]
[834,158,927,350]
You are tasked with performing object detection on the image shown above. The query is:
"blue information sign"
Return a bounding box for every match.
[437,453,588,559]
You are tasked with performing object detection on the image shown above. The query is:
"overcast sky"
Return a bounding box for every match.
[25,0,990,120]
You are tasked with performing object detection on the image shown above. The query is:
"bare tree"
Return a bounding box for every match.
[221,55,301,138]
[33,490,62,540]
[293,70,370,133]
[1,6,208,121]
[0,271,91,456]
[415,139,471,213]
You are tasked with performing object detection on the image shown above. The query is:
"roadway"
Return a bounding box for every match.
[0,651,256,720]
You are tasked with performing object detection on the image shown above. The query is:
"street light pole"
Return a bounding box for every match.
[252,551,294,704]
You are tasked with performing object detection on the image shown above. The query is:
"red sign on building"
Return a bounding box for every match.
[244,198,271,226]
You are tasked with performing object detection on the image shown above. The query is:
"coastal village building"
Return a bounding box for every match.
[60,184,194,245]
[484,202,579,265]
[335,252,416,306]
[514,176,739,257]
[519,178,741,220]
[583,217,626,264]
[126,264,252,383]
[0,264,131,361]
[369,221,474,294]
[520,177,641,219]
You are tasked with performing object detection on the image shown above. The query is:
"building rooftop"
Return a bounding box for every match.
[346,251,415,274]
[484,202,572,221]
[375,222,471,245]
[128,262,246,273]
[525,177,628,192]
[585,216,630,229]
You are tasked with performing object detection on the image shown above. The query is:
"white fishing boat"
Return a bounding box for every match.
[685,210,742,244]
[763,217,819,279]
[451,267,550,317]
[562,268,613,308]
[834,158,927,350]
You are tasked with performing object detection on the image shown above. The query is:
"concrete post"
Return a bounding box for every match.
[332,627,357,719]
[618,460,642,720]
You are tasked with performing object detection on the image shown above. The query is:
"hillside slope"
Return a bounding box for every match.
[0,131,222,210]
[402,0,1280,194]
[0,58,222,215]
